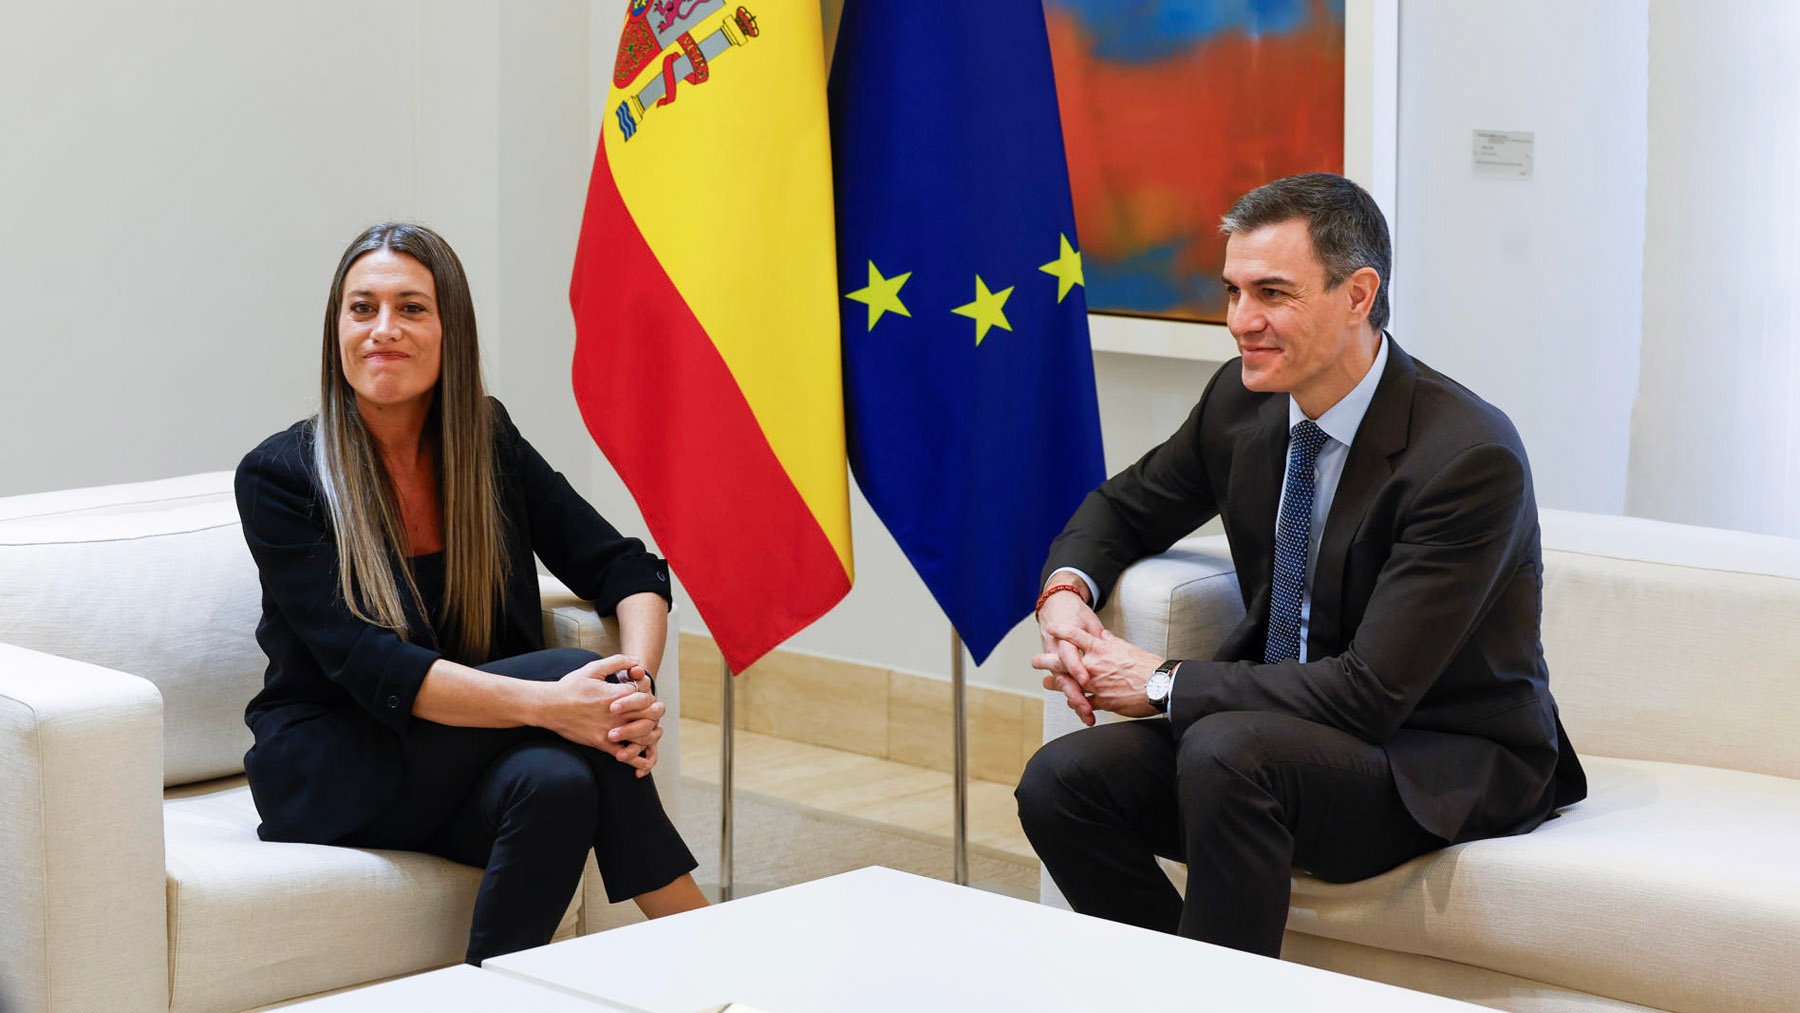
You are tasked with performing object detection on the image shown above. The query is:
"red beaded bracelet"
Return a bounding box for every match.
[1035,582,1086,616]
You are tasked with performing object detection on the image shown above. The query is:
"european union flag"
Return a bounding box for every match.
[830,0,1105,663]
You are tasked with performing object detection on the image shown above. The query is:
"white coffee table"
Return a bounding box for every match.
[284,963,629,1010]
[484,866,1481,1012]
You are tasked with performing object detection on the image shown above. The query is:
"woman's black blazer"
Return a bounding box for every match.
[234,398,671,844]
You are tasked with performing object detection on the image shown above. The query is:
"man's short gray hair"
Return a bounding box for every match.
[1220,173,1391,331]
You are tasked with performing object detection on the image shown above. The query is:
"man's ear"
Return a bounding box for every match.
[1344,266,1381,325]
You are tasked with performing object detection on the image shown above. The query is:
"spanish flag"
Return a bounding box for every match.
[571,1,850,673]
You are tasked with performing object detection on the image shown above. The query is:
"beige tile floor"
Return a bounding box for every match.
[679,718,1035,861]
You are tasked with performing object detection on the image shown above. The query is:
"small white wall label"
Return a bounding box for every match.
[1473,130,1533,179]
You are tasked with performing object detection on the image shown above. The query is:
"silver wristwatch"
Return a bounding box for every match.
[1146,659,1179,713]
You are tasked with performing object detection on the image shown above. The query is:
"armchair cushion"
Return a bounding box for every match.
[1288,755,1800,1013]
[163,782,579,1012]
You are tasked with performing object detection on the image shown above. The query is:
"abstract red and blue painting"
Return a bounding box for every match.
[1046,0,1345,323]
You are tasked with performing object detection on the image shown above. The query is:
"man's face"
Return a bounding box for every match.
[1222,218,1369,410]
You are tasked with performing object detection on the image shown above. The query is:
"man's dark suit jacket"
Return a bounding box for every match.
[235,399,671,845]
[1044,338,1586,844]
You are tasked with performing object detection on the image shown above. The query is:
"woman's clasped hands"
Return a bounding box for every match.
[537,655,666,777]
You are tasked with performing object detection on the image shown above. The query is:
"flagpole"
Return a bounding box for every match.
[719,658,736,901]
[951,630,970,886]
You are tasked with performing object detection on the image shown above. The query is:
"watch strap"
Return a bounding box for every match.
[1148,659,1180,713]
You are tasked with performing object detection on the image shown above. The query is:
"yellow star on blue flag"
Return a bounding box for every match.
[845,260,912,330]
[1039,234,1084,303]
[950,275,1014,345]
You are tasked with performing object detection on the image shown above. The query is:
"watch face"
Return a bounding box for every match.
[1147,671,1172,702]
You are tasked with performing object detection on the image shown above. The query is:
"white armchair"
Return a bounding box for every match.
[0,473,681,1012]
[1038,513,1800,1012]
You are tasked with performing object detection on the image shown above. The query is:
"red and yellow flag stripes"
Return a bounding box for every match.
[571,2,851,673]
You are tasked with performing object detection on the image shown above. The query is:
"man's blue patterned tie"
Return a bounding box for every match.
[1265,419,1330,663]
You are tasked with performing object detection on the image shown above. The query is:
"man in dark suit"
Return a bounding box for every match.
[1016,173,1586,958]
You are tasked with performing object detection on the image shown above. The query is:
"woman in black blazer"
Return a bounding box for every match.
[236,222,703,964]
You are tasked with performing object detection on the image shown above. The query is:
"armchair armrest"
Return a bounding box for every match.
[1097,533,1244,663]
[538,573,623,656]
[0,643,167,1013]
[537,574,684,935]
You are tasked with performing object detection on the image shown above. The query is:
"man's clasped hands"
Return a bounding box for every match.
[1031,576,1170,726]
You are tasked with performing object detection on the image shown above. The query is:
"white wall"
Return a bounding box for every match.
[1392,0,1649,515]
[1628,1,1800,539]
[0,0,596,497]
[490,2,599,474]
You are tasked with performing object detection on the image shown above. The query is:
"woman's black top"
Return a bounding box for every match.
[234,398,671,844]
